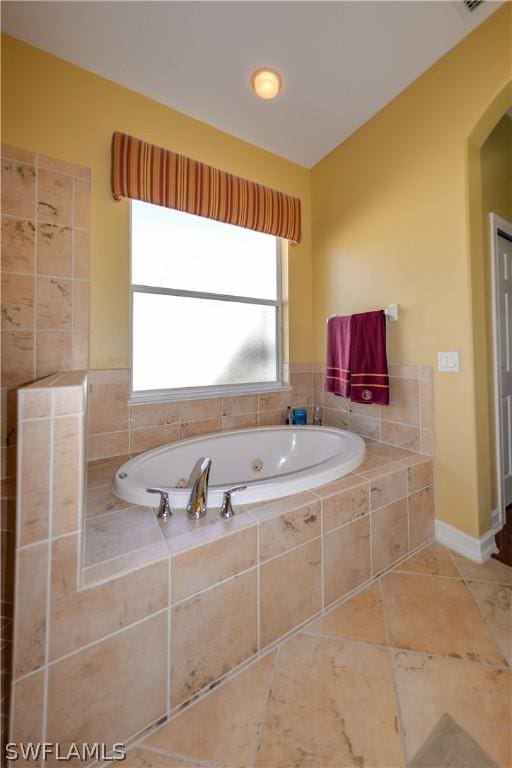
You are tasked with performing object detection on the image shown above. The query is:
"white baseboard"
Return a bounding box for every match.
[491,507,502,531]
[435,518,499,564]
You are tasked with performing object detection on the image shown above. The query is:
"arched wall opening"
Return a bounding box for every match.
[467,81,512,534]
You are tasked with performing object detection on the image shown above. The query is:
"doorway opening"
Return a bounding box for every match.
[491,214,512,562]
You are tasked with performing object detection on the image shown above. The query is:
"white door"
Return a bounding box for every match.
[495,230,512,508]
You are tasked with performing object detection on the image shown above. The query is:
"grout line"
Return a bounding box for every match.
[133,743,217,768]
[14,410,85,424]
[251,643,281,767]
[320,498,325,609]
[369,495,374,577]
[81,545,170,589]
[378,577,410,762]
[171,562,260,608]
[459,578,509,664]
[256,525,261,651]
[41,390,55,747]
[300,618,511,673]
[138,537,508,752]
[33,161,38,381]
[167,556,172,719]
[34,608,168,676]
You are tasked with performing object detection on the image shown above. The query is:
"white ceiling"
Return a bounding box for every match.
[1,0,503,167]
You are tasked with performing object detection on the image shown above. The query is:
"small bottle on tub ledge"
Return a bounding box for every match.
[313,406,322,426]
[292,408,307,425]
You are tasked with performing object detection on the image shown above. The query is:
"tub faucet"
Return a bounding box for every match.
[186,457,212,520]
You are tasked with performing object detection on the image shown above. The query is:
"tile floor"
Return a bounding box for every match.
[124,543,511,768]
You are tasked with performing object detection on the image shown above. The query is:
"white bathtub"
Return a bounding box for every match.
[113,426,365,510]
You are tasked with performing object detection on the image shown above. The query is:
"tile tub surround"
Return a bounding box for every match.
[83,440,436,711]
[11,369,437,755]
[315,363,435,456]
[10,372,169,754]
[86,362,434,461]
[86,366,316,461]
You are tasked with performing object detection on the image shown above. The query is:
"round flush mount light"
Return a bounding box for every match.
[251,68,282,100]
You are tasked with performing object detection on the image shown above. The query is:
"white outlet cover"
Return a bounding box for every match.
[438,351,460,372]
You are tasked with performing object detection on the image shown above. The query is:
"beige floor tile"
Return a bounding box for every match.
[122,748,200,767]
[466,581,512,666]
[305,583,387,645]
[145,653,274,766]
[380,572,506,665]
[452,553,512,585]
[257,633,404,767]
[171,569,258,705]
[394,542,459,577]
[393,650,511,767]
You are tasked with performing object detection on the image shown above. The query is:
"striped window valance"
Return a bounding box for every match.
[111,132,302,244]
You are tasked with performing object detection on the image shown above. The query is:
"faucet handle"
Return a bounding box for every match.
[147,487,172,521]
[220,485,247,520]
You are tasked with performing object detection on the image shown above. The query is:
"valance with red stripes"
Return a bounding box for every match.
[111,132,302,244]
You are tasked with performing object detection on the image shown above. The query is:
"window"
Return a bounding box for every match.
[131,201,283,399]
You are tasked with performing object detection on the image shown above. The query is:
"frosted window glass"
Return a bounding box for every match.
[132,201,277,300]
[132,292,277,392]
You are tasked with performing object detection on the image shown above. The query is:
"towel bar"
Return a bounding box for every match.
[327,303,399,322]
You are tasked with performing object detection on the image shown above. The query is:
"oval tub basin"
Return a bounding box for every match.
[113,425,365,510]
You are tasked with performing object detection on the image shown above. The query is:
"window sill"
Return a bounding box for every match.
[128,382,292,406]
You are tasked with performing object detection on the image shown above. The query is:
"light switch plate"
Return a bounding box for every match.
[438,351,460,372]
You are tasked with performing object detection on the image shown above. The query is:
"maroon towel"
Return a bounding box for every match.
[325,315,351,398]
[325,310,389,405]
[350,310,389,405]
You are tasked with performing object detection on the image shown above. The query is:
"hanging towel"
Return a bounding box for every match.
[350,310,389,405]
[325,310,389,405]
[325,315,352,398]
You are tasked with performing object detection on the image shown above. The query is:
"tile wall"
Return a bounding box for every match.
[87,363,434,461]
[1,144,91,748]
[86,368,313,461]
[316,364,434,456]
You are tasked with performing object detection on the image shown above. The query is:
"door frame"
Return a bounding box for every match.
[490,213,512,529]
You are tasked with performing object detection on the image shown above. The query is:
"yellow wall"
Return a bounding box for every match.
[1,34,312,369]
[479,115,512,510]
[311,5,512,537]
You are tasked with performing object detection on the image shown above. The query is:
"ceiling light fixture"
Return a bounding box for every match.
[251,68,282,100]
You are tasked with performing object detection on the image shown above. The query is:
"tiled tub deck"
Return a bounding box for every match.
[84,440,434,703]
[11,372,435,755]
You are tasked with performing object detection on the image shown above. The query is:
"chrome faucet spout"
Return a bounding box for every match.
[186,457,212,520]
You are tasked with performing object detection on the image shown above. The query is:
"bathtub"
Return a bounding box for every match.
[113,425,365,510]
